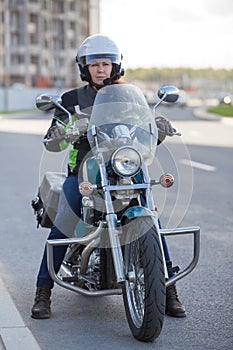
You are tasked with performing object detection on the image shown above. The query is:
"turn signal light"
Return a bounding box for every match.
[79,181,95,196]
[159,173,174,188]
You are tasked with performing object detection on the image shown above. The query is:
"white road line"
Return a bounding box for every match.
[180,159,217,171]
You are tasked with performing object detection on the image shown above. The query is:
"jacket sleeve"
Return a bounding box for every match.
[157,131,166,145]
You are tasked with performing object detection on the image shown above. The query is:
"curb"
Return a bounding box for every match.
[193,107,221,121]
[0,277,41,350]
[193,107,233,125]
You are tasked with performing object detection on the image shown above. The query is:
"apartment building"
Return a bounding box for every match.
[0,0,100,88]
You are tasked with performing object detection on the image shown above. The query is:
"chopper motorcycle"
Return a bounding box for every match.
[33,84,200,342]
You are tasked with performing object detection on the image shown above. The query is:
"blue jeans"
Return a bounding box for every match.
[36,175,173,289]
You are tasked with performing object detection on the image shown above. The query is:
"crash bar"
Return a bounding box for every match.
[160,226,200,287]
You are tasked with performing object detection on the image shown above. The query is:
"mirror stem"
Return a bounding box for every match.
[152,93,167,113]
[53,101,73,128]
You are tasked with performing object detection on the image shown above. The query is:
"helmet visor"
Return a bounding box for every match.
[79,53,121,67]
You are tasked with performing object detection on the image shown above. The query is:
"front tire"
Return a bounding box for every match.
[122,217,165,342]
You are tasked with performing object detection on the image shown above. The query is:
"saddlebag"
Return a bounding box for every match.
[32,172,66,228]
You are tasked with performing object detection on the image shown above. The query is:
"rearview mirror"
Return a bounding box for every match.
[157,86,179,103]
[36,94,62,111]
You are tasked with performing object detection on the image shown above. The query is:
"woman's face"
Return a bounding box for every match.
[88,58,112,86]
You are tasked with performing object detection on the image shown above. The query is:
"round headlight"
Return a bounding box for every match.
[112,147,141,177]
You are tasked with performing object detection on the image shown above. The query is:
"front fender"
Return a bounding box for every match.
[121,206,155,225]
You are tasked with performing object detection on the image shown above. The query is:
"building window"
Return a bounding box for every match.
[29,14,39,44]
[52,0,64,13]
[11,54,25,65]
[31,55,39,64]
[70,0,75,11]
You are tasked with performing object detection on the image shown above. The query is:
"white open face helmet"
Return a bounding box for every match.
[76,34,124,84]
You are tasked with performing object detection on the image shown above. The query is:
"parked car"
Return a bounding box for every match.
[219,94,232,105]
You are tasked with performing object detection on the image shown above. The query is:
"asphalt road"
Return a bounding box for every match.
[0,106,232,350]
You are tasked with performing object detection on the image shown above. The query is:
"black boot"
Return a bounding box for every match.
[166,284,186,317]
[31,287,51,319]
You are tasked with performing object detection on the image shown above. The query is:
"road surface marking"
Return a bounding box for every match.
[180,159,217,171]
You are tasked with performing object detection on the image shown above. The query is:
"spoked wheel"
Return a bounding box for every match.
[122,217,165,342]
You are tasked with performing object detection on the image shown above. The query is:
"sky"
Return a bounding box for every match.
[99,0,233,70]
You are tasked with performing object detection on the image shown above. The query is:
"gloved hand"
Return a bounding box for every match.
[47,124,66,140]
[73,118,89,136]
[155,116,176,136]
[44,124,67,152]
[64,118,89,143]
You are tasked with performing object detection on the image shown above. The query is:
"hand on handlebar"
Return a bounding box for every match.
[47,124,66,140]
[46,118,89,143]
[65,118,89,143]
[155,116,181,137]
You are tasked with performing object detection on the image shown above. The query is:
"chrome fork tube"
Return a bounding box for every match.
[105,212,125,284]
[99,159,125,284]
[142,164,169,279]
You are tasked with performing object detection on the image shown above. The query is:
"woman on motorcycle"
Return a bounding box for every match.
[31,34,186,319]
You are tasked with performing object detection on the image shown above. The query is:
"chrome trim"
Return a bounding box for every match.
[46,234,122,296]
[80,238,101,275]
[161,226,200,287]
[105,183,150,191]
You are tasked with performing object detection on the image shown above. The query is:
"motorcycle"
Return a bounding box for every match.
[33,84,200,342]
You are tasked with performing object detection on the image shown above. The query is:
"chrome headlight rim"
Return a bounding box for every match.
[111,146,142,177]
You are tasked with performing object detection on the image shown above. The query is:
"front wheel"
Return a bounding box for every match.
[122,217,165,342]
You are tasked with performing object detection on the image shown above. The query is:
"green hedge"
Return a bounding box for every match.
[208,105,233,117]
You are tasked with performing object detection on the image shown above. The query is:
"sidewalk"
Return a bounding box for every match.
[0,277,41,350]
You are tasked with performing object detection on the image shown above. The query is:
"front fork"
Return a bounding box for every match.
[98,156,126,284]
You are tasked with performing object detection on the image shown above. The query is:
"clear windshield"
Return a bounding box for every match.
[87,84,158,165]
